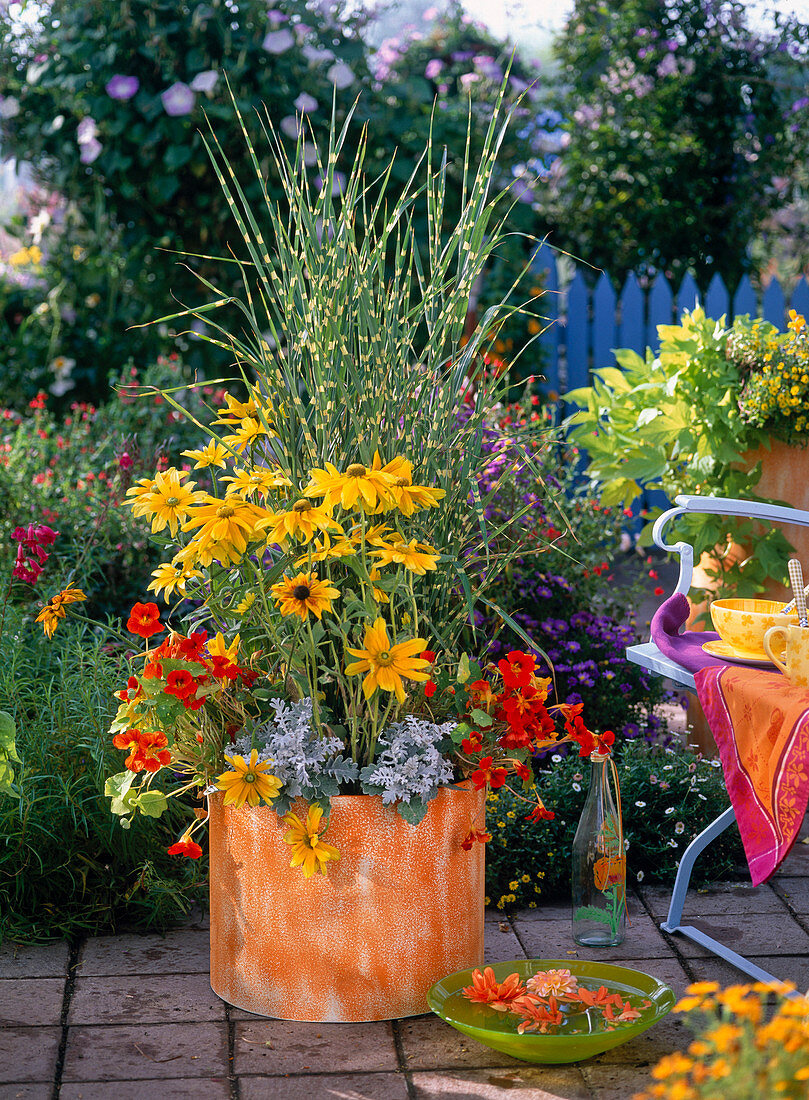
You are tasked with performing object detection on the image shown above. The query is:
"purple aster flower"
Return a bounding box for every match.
[161,82,195,117]
[105,74,139,101]
[425,58,444,79]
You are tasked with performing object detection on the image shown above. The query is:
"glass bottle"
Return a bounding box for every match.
[571,751,626,946]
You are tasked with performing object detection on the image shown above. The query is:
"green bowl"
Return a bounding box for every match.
[427,959,675,1064]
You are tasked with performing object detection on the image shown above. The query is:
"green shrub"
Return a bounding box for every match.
[0,610,205,942]
[485,739,744,911]
[0,353,221,619]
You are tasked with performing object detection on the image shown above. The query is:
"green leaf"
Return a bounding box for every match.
[105,770,138,815]
[0,711,20,763]
[572,905,615,926]
[457,653,472,684]
[470,708,493,728]
[133,790,168,818]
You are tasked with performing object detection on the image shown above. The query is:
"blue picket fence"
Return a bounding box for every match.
[529,243,809,396]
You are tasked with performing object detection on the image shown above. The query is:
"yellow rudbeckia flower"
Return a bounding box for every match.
[372,538,439,575]
[215,750,282,809]
[271,572,340,620]
[283,804,340,877]
[345,617,431,703]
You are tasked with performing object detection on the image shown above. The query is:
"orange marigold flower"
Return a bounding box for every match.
[461,967,526,1011]
[127,601,164,638]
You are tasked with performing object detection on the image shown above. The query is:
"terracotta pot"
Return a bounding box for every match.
[743,439,809,590]
[209,782,485,1022]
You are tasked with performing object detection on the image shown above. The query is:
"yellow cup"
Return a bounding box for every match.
[764,624,809,687]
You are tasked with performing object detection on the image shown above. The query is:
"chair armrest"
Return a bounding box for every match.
[652,494,809,598]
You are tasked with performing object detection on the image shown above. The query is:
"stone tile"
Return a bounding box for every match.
[233,1019,398,1076]
[61,1022,228,1081]
[662,912,809,958]
[772,877,809,916]
[0,941,69,979]
[642,882,785,921]
[0,978,64,1026]
[509,900,571,922]
[773,835,809,876]
[77,929,210,976]
[512,914,669,963]
[485,918,527,964]
[682,953,809,991]
[0,1027,61,1084]
[240,1073,411,1099]
[409,1067,593,1099]
[68,973,224,1025]
[582,1063,657,1100]
[0,1086,52,1100]
[397,1013,519,1070]
[60,1080,230,1099]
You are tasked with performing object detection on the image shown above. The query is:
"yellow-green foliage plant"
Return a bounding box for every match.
[564,306,798,601]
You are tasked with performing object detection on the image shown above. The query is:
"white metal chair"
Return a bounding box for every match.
[626,493,809,986]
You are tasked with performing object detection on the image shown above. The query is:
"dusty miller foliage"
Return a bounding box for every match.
[234,701,457,821]
[233,698,358,815]
[359,716,457,825]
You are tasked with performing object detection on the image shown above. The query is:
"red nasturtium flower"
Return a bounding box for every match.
[164,668,198,701]
[424,680,437,698]
[525,800,555,822]
[461,824,492,851]
[469,755,508,790]
[127,601,164,638]
[112,729,171,773]
[167,832,204,859]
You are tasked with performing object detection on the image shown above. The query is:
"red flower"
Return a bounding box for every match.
[112,729,171,773]
[525,800,555,823]
[164,668,198,701]
[424,680,437,698]
[497,651,536,690]
[461,824,492,850]
[167,835,204,859]
[470,755,508,790]
[514,761,531,782]
[467,679,495,707]
[420,650,436,662]
[127,602,164,638]
[461,733,483,755]
[654,586,664,596]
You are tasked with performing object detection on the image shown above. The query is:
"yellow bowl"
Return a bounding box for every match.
[709,598,798,658]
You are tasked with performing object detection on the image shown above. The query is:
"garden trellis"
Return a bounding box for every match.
[530,243,809,395]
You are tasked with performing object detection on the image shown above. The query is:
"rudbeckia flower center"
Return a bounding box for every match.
[165,496,180,507]
[244,772,256,783]
[346,463,366,477]
[292,499,312,513]
[377,650,393,665]
[394,476,409,487]
[217,503,236,518]
[292,584,311,600]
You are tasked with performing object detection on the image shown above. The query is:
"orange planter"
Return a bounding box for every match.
[209,783,485,1022]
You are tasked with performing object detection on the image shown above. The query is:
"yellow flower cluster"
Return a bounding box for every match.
[736,311,809,438]
[123,387,445,603]
[633,980,809,1099]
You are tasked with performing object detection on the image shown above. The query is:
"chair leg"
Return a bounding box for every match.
[661,805,736,932]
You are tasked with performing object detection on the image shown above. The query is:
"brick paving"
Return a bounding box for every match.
[3,827,809,1100]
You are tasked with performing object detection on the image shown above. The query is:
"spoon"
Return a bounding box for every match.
[781,582,809,617]
[788,559,808,628]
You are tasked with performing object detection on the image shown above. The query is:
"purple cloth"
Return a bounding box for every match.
[650,593,726,673]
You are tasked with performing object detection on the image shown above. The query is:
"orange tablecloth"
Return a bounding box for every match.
[696,665,809,886]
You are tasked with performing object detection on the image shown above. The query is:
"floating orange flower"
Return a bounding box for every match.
[510,993,564,1034]
[461,967,526,1011]
[526,969,579,998]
